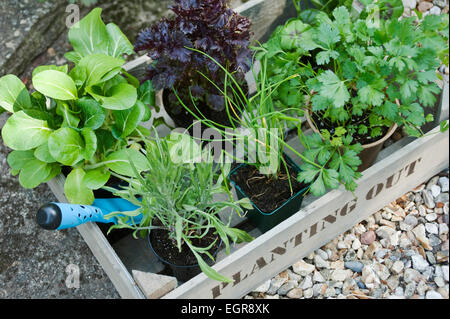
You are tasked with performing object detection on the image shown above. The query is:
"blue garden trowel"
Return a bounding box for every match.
[36,198,142,230]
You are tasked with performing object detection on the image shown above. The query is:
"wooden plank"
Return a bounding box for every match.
[46,176,145,299]
[164,124,449,299]
[236,0,298,42]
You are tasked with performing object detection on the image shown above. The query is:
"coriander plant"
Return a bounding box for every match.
[255,5,449,196]
[104,132,254,283]
[0,8,155,204]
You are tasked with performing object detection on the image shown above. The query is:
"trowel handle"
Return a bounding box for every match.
[36,202,114,230]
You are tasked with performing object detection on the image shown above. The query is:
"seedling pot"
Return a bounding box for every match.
[148,226,222,283]
[305,111,398,172]
[229,155,309,233]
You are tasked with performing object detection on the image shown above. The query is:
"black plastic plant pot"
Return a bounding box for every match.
[229,155,309,233]
[148,230,222,283]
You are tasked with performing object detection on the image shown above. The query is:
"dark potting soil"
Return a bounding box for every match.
[311,111,389,146]
[230,160,308,214]
[150,218,221,267]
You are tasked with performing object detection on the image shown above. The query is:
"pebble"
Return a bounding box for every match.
[429,5,442,14]
[253,279,271,293]
[361,230,376,245]
[391,260,405,274]
[286,288,303,299]
[303,288,313,299]
[292,260,315,276]
[422,190,436,209]
[298,275,313,290]
[412,254,430,272]
[404,268,421,284]
[425,213,438,222]
[314,255,330,269]
[425,222,439,235]
[425,290,444,299]
[313,270,325,283]
[344,261,364,273]
[249,171,449,299]
[402,0,418,10]
[331,270,350,282]
[430,185,441,198]
[438,177,449,192]
[277,280,296,296]
[442,265,449,282]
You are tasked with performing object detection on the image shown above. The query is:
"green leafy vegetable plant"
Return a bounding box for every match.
[0,8,155,204]
[255,5,449,196]
[104,132,254,283]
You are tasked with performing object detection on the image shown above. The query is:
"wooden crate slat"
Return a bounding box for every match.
[236,0,298,42]
[163,124,449,299]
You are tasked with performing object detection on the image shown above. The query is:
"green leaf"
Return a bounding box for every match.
[48,127,85,166]
[317,70,350,108]
[322,168,340,189]
[64,168,95,204]
[64,51,83,64]
[56,102,80,128]
[138,80,156,108]
[309,171,326,196]
[78,54,125,87]
[316,50,339,65]
[1,111,52,150]
[112,100,146,138]
[81,127,97,161]
[399,80,418,100]
[416,70,438,84]
[358,85,385,107]
[0,74,31,112]
[32,65,68,78]
[280,20,317,51]
[417,83,440,107]
[19,159,54,189]
[68,8,109,57]
[377,101,398,121]
[82,168,110,190]
[311,95,332,112]
[236,197,253,210]
[105,23,134,58]
[440,120,449,133]
[34,143,56,163]
[104,148,150,176]
[190,247,233,283]
[32,70,78,101]
[75,97,106,130]
[315,21,340,49]
[298,163,321,183]
[88,82,137,110]
[7,150,36,171]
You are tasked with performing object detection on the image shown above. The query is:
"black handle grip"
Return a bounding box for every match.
[36,203,62,230]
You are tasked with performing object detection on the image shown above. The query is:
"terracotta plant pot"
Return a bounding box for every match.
[305,111,398,172]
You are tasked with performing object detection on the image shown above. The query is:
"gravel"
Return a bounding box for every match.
[246,172,449,299]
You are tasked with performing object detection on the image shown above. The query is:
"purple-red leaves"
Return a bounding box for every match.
[135,0,252,113]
